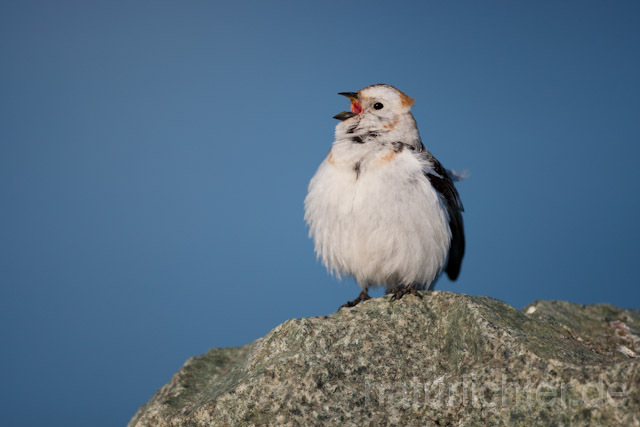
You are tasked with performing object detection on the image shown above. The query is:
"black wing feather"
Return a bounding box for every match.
[423,152,465,281]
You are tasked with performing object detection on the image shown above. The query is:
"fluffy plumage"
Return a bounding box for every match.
[304,84,464,305]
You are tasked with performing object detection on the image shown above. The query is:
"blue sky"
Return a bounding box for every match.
[1,1,639,425]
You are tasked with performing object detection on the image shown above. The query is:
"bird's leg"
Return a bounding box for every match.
[388,286,423,301]
[341,289,371,308]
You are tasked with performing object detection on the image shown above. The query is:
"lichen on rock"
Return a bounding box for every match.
[130,291,640,426]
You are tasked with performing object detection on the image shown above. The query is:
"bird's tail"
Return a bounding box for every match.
[446,169,469,182]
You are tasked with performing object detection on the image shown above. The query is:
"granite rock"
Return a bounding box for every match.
[129,291,640,426]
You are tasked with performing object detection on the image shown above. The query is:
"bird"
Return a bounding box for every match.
[304,84,465,308]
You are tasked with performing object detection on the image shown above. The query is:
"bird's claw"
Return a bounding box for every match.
[341,289,371,308]
[389,286,423,301]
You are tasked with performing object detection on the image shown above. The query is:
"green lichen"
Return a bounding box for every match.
[130,292,640,426]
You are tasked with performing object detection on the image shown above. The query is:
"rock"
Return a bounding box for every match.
[129,291,640,426]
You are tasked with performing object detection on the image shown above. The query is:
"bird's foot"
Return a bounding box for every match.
[389,286,423,301]
[341,289,371,308]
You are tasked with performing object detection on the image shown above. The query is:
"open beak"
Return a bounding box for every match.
[333,92,362,120]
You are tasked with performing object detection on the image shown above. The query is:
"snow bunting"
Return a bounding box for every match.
[304,84,465,307]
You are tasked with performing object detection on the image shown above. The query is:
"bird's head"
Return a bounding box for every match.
[333,84,415,134]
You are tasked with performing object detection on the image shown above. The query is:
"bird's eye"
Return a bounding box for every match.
[373,102,384,110]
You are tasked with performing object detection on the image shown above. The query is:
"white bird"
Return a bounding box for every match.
[304,84,465,307]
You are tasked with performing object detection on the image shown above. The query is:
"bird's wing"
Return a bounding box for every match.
[422,151,465,281]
